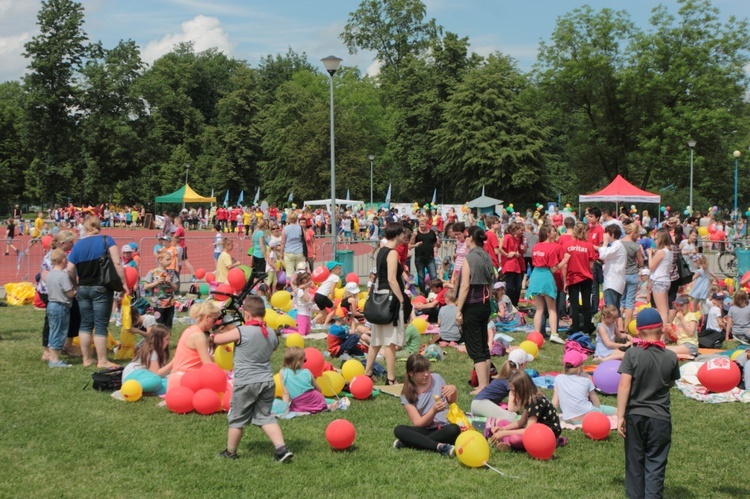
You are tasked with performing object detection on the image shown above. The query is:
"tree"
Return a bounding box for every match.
[256,48,316,105]
[23,0,88,206]
[0,82,31,212]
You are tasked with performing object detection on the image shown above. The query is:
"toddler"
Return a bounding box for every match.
[213,295,293,462]
[144,251,179,327]
[688,254,717,315]
[433,290,461,344]
[290,272,313,335]
[552,350,615,425]
[635,268,650,304]
[45,248,76,367]
[278,347,330,414]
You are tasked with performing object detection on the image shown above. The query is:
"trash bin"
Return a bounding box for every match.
[335,250,354,277]
[736,248,750,277]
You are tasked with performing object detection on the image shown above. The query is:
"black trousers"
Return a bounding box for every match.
[154,307,174,327]
[394,424,461,452]
[569,279,593,334]
[462,301,490,363]
[624,414,672,499]
[504,272,523,306]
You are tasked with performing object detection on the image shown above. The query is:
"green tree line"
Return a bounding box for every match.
[1,0,749,214]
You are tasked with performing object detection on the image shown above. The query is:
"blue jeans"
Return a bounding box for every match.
[415,254,437,295]
[622,273,639,310]
[77,285,114,337]
[603,288,622,310]
[46,301,70,350]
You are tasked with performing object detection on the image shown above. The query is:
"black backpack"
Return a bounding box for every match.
[86,366,125,391]
[698,329,724,349]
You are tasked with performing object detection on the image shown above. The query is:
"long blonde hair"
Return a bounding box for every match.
[283,347,305,371]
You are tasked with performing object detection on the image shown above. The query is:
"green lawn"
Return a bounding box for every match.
[0,305,746,498]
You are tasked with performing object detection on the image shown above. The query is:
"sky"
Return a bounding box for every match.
[0,0,749,83]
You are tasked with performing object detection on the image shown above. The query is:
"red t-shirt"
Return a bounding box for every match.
[484,230,500,268]
[173,226,186,248]
[565,239,596,285]
[557,233,574,251]
[434,287,448,306]
[501,234,524,274]
[531,241,561,269]
[552,213,563,227]
[396,242,409,270]
[588,224,604,248]
[436,216,444,232]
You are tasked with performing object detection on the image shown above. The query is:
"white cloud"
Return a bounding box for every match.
[0,0,39,82]
[141,15,234,64]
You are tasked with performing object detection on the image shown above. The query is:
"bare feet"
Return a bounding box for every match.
[97,362,119,369]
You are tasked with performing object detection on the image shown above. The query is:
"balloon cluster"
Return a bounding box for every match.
[166,363,230,415]
[505,203,515,214]
[660,205,671,217]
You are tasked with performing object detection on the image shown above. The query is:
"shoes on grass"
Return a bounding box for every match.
[49,360,71,368]
[494,441,512,452]
[217,449,238,460]
[392,439,404,450]
[549,334,565,345]
[274,446,293,463]
[438,443,454,457]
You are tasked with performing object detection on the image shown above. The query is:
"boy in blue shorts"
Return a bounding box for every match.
[617,308,680,498]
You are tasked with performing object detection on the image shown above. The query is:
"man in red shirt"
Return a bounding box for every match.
[500,222,526,306]
[216,206,228,232]
[483,216,501,269]
[557,216,576,250]
[586,206,604,314]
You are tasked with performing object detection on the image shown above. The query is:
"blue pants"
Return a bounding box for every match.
[336,334,362,357]
[624,415,672,499]
[414,255,437,295]
[46,301,70,350]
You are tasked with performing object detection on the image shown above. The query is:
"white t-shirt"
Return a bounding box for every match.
[317,273,340,297]
[598,240,627,294]
[554,374,595,420]
[294,288,313,317]
[705,305,722,331]
[122,351,158,380]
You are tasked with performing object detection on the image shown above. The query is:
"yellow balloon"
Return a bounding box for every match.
[276,315,297,329]
[121,379,143,403]
[341,359,365,381]
[265,309,280,329]
[214,342,235,370]
[334,287,345,300]
[273,373,283,398]
[286,333,304,349]
[730,350,746,361]
[270,291,292,309]
[358,291,368,300]
[627,320,638,337]
[698,226,708,237]
[358,298,366,311]
[635,303,651,313]
[282,301,292,313]
[519,340,539,359]
[454,430,490,468]
[317,371,345,397]
[724,277,734,288]
[411,317,428,334]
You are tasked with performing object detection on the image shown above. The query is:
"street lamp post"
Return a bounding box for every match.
[687,141,696,212]
[734,150,741,220]
[322,55,342,258]
[183,163,191,210]
[368,154,375,206]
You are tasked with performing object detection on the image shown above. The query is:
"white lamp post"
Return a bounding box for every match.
[322,55,342,257]
[183,163,191,209]
[369,154,375,206]
[687,141,695,212]
[734,150,741,220]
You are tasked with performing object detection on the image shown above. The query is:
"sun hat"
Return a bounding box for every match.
[345,282,360,294]
[508,349,533,365]
[326,261,342,270]
[121,245,133,253]
[640,268,650,276]
[493,281,506,289]
[563,349,587,368]
[636,308,663,331]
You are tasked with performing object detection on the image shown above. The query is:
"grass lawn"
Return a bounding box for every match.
[0,305,747,498]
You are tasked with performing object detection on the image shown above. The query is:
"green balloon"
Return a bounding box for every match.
[199,283,209,296]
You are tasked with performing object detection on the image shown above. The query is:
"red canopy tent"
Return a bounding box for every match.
[578,175,661,204]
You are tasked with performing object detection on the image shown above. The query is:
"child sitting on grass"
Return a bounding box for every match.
[486,370,565,451]
[552,349,615,425]
[396,322,422,359]
[45,248,77,368]
[213,295,293,462]
[278,347,331,414]
[313,261,342,324]
[326,315,369,358]
[472,348,530,420]
[432,289,461,345]
[594,305,632,362]
[392,354,460,456]
[122,324,172,395]
[617,308,680,498]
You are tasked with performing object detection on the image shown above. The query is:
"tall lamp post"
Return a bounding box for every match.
[734,150,741,220]
[687,141,696,212]
[183,163,191,210]
[368,154,375,206]
[322,55,342,258]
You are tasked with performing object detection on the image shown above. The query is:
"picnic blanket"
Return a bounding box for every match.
[560,414,618,431]
[674,361,750,403]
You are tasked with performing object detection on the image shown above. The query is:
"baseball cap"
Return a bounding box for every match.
[121,245,133,253]
[563,349,587,368]
[268,239,280,248]
[508,349,533,365]
[325,261,342,270]
[493,281,506,289]
[636,308,663,331]
[711,292,725,300]
[158,234,170,241]
[296,262,308,272]
[673,295,690,306]
[345,282,360,294]
[640,268,650,276]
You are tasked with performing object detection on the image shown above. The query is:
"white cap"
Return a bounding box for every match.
[121,245,133,253]
[345,282,360,294]
[508,348,533,365]
[296,262,308,272]
[640,268,650,276]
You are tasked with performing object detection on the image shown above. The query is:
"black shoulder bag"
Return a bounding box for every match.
[99,235,124,292]
[363,248,397,325]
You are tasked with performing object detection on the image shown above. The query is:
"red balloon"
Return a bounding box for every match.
[180,370,203,393]
[199,362,228,393]
[41,235,53,250]
[526,332,545,349]
[325,419,356,450]
[195,268,206,280]
[349,375,374,400]
[213,283,234,301]
[228,267,246,292]
[697,357,741,393]
[582,412,611,440]
[522,423,557,460]
[412,296,427,305]
[123,266,139,289]
[345,272,359,284]
[221,387,233,411]
[312,266,330,284]
[303,347,325,377]
[205,272,216,283]
[193,388,221,415]
[710,230,725,242]
[166,386,195,414]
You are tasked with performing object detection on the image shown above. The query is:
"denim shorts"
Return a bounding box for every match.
[622,273,639,310]
[77,285,114,337]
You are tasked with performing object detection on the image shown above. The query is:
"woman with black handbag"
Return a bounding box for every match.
[364,222,409,385]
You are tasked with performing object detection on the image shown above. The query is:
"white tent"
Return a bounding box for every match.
[303,199,365,209]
